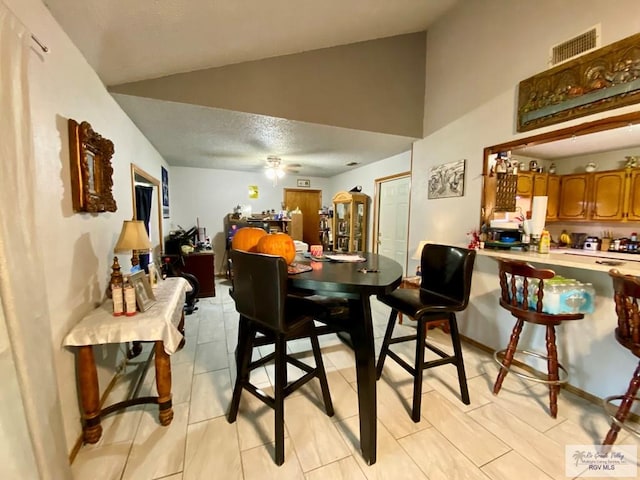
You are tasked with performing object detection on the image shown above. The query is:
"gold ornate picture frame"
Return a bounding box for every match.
[517,32,640,132]
[68,119,117,212]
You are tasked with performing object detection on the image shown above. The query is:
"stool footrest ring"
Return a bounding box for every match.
[603,395,640,438]
[493,349,569,385]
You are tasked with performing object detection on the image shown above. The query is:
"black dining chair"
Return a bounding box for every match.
[376,243,476,422]
[227,250,334,466]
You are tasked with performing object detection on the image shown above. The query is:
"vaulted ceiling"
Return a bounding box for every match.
[44,0,459,177]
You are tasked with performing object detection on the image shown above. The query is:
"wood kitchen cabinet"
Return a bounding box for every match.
[517,172,548,196]
[557,173,591,220]
[517,173,534,196]
[590,170,626,221]
[626,169,640,221]
[546,175,560,219]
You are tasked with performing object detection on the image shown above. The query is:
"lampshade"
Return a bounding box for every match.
[114,220,152,253]
[412,240,429,260]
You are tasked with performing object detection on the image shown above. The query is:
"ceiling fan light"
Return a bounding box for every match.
[265,168,276,180]
[276,168,285,178]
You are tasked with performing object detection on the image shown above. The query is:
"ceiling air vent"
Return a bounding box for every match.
[549,25,600,66]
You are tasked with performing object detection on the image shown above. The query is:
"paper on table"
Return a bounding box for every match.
[325,254,367,262]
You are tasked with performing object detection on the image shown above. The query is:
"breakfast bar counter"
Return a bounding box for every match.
[460,248,639,405]
[476,247,640,275]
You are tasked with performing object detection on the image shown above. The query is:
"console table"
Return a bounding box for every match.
[63,277,189,443]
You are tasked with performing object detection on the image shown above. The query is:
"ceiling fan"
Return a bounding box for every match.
[264,156,300,184]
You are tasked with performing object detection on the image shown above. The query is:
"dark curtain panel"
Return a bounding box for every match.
[135,185,154,272]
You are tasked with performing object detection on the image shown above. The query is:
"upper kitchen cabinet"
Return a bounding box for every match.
[590,170,627,221]
[557,173,591,220]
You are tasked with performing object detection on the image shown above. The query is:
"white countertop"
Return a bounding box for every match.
[477,247,640,276]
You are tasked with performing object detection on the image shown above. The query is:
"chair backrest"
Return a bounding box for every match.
[609,269,640,357]
[420,243,476,308]
[230,250,288,333]
[497,259,555,314]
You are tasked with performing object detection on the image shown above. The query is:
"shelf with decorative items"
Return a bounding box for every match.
[332,191,369,252]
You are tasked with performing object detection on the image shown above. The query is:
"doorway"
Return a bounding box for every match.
[373,173,411,273]
[283,189,321,246]
[131,164,163,257]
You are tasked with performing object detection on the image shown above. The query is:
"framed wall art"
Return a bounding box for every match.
[68,119,117,212]
[428,159,465,199]
[517,31,640,132]
[161,166,170,218]
[297,179,311,188]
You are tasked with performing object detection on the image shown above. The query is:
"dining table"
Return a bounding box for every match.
[288,252,403,465]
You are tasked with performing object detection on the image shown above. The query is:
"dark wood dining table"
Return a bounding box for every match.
[288,252,403,465]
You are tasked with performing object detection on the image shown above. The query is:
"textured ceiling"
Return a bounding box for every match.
[43,0,459,176]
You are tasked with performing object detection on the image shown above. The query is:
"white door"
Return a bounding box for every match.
[376,175,410,274]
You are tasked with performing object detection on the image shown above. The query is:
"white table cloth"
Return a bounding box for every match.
[63,277,189,355]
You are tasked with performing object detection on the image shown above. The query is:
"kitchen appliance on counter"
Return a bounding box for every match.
[583,236,600,251]
[484,227,524,249]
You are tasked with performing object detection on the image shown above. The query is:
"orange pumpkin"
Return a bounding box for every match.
[257,233,296,265]
[231,227,267,252]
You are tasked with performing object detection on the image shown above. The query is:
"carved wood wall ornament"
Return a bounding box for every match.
[68,119,117,212]
[518,32,640,132]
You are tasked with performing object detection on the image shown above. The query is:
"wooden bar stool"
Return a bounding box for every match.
[493,259,584,418]
[602,269,640,446]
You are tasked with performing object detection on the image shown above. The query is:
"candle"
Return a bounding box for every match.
[124,285,137,316]
[112,284,124,316]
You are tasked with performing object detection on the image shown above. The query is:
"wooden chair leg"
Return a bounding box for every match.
[603,362,640,445]
[448,313,470,405]
[310,332,334,417]
[274,335,287,466]
[545,325,560,418]
[494,318,524,395]
[411,317,427,422]
[376,310,398,379]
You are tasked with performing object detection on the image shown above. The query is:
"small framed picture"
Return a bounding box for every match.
[129,271,156,312]
[297,179,310,188]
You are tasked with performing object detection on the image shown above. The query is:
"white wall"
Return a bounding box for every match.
[5,0,170,466]
[328,150,412,251]
[169,168,331,272]
[170,151,411,269]
[416,0,640,399]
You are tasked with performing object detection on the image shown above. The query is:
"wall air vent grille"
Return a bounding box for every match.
[549,25,600,66]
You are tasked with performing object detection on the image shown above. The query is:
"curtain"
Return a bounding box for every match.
[0,3,70,478]
[135,185,153,271]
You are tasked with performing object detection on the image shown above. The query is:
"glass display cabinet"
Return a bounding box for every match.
[332,191,369,252]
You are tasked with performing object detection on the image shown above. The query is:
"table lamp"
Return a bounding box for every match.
[412,240,429,260]
[412,240,429,276]
[110,220,152,287]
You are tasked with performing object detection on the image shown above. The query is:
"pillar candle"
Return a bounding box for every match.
[124,285,137,316]
[112,284,124,316]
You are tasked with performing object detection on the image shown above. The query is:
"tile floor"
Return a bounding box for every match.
[71,278,639,480]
